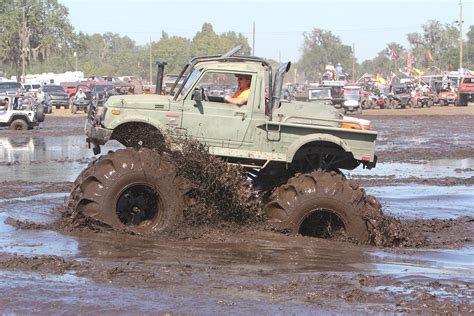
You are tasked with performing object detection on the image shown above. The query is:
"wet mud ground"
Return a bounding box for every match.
[0,107,473,314]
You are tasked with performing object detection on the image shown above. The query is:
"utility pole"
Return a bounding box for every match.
[21,8,27,83]
[352,43,356,82]
[459,0,463,73]
[149,37,152,84]
[252,22,255,56]
[74,52,77,72]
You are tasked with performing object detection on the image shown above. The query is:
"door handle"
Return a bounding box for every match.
[234,111,246,120]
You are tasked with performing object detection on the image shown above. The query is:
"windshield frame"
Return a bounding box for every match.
[179,68,202,97]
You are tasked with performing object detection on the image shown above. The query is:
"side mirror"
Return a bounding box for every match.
[193,88,203,102]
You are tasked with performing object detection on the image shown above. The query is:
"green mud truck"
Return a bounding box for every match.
[70,46,381,242]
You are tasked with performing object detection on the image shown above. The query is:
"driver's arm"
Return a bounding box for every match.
[224,90,249,106]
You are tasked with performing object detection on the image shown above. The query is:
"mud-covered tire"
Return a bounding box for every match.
[263,171,382,243]
[71,105,77,114]
[35,104,45,122]
[10,119,28,130]
[67,148,188,234]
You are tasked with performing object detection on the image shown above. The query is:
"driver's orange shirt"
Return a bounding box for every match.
[232,87,250,101]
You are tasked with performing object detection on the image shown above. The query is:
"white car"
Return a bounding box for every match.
[0,94,45,130]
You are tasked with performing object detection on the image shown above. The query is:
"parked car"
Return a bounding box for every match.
[90,83,117,107]
[43,84,69,110]
[457,75,474,106]
[23,83,41,93]
[0,81,23,94]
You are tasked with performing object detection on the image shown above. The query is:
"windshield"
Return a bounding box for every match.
[309,89,331,100]
[0,82,22,90]
[94,85,115,92]
[43,85,65,92]
[462,77,474,84]
[180,68,202,96]
[344,93,359,101]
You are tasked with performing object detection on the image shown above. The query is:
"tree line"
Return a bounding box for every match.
[0,0,472,83]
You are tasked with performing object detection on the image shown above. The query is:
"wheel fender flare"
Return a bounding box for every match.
[112,119,159,132]
[285,134,352,163]
[8,114,30,125]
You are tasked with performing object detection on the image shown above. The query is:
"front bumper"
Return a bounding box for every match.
[50,99,69,106]
[85,115,112,155]
[460,92,474,101]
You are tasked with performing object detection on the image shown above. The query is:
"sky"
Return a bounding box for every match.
[60,0,473,63]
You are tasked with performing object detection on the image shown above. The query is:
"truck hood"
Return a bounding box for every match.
[107,94,171,110]
[273,101,342,128]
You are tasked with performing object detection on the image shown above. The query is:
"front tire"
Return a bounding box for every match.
[263,171,382,243]
[67,148,188,234]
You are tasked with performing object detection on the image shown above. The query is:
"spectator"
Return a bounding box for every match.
[36,88,45,101]
[2,97,9,110]
[12,88,22,110]
[336,63,344,75]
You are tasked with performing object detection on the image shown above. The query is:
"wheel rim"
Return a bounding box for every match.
[298,208,345,238]
[116,184,163,227]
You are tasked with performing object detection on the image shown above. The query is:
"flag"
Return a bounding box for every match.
[407,52,413,70]
[427,50,433,61]
[390,50,398,60]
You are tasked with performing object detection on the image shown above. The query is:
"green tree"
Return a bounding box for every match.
[191,23,221,57]
[0,0,75,79]
[465,25,474,69]
[152,32,192,75]
[298,28,353,82]
[407,20,460,69]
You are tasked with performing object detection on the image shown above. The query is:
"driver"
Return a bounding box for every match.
[224,74,251,106]
[75,88,86,101]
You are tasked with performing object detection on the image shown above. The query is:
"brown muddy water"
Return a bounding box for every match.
[0,110,473,314]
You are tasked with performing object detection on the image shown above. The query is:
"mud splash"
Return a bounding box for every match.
[169,138,263,227]
[52,133,468,248]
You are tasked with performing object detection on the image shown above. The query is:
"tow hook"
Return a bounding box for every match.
[87,138,101,155]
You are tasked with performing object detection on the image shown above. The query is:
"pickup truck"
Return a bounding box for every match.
[68,46,382,244]
[458,75,474,106]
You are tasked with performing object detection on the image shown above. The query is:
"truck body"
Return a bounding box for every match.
[86,56,377,172]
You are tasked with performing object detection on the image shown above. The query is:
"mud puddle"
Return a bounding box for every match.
[366,184,474,219]
[0,135,121,182]
[1,114,474,313]
[351,158,474,180]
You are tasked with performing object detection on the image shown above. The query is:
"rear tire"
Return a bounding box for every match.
[71,105,77,114]
[264,171,382,243]
[67,148,188,234]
